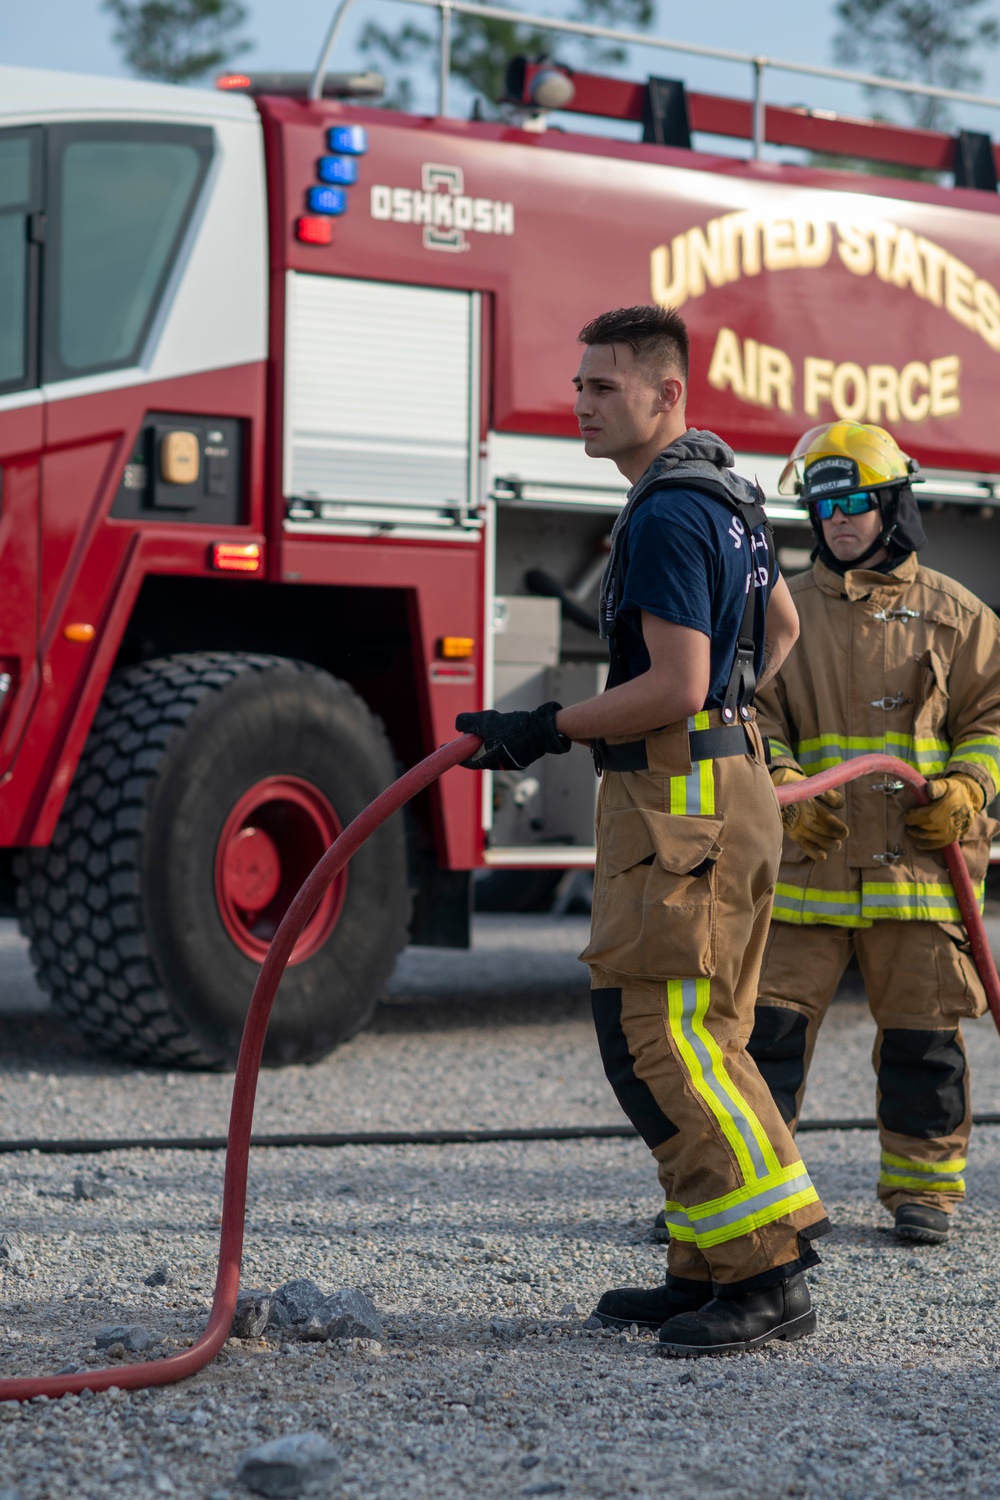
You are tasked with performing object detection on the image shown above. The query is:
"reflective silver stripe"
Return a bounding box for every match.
[670,979,773,1181]
[863,898,960,918]
[774,884,863,919]
[796,737,949,772]
[880,1154,965,1183]
[685,1170,816,1235]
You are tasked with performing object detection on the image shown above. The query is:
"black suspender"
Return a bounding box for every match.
[606,479,775,715]
[720,494,775,724]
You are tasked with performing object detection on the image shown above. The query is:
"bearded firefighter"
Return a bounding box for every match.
[749,421,1000,1245]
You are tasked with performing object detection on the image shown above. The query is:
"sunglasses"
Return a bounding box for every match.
[811,490,880,520]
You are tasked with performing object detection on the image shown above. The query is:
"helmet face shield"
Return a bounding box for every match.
[778,421,915,499]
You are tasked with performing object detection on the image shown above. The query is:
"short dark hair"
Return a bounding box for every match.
[577,304,689,383]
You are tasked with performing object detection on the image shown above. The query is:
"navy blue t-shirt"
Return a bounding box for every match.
[614,486,777,709]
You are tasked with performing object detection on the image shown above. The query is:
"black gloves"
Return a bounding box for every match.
[455,701,572,771]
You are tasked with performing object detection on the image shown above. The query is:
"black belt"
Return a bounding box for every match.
[593,724,752,774]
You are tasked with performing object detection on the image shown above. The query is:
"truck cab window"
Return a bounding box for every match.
[45,125,212,380]
[0,131,41,391]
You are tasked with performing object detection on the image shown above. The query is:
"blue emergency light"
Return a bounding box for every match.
[327,125,368,155]
[318,155,359,186]
[307,185,348,216]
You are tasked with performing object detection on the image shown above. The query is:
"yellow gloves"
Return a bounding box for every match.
[771,766,849,861]
[904,773,985,850]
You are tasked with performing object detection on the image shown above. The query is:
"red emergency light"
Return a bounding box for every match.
[212,543,262,573]
[295,215,334,246]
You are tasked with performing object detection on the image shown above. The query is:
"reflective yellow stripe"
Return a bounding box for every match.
[879,1174,965,1193]
[668,715,716,816]
[949,735,1000,790]
[699,755,715,817]
[879,1150,966,1193]
[772,881,869,928]
[696,1187,821,1247]
[664,1171,821,1248]
[662,1219,698,1242]
[668,1160,812,1219]
[795,732,949,775]
[862,879,984,922]
[666,979,781,1183]
[773,877,984,927]
[881,1152,966,1173]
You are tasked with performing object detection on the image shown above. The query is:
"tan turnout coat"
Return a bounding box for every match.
[755,553,1000,929]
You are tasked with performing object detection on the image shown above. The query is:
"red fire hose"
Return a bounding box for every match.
[774,753,1000,1031]
[0,744,995,1401]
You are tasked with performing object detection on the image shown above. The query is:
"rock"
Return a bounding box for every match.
[557,1303,578,1317]
[237,1431,343,1497]
[300,1288,382,1343]
[0,1235,26,1273]
[489,1317,518,1341]
[232,1289,273,1340]
[143,1265,171,1288]
[73,1173,113,1202]
[95,1324,154,1353]
[266,1278,325,1330]
[0,1488,23,1500]
[581,1315,603,1330]
[54,1362,83,1375]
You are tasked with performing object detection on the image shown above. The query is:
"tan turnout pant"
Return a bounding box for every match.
[583,712,830,1288]
[751,918,986,1213]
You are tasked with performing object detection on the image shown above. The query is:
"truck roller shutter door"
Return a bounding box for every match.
[284,274,475,511]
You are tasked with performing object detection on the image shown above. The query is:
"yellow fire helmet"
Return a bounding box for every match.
[778,421,918,501]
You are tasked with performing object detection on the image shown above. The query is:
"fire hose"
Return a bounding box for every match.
[0,745,996,1401]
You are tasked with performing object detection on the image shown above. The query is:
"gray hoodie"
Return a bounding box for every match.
[598,428,763,639]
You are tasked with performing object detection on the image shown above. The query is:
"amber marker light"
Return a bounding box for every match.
[212,543,262,573]
[63,623,96,643]
[438,637,475,659]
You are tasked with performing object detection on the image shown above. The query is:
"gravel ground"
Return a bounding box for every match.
[1,912,1000,1499]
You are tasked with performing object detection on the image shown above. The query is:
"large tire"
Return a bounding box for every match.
[15,654,410,1068]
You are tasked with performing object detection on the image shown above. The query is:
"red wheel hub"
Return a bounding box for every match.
[215,776,346,965]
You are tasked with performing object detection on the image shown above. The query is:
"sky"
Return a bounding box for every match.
[6,0,1000,141]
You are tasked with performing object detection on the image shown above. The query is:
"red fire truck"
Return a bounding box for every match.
[2,22,999,1069]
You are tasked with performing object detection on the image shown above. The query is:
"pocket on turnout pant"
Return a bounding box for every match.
[582,806,723,979]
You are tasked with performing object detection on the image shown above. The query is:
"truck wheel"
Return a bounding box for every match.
[474,868,566,913]
[15,653,410,1069]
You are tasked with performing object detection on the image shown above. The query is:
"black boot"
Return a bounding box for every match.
[657,1272,816,1356]
[649,1210,670,1244]
[894,1204,950,1244]
[592,1275,713,1330]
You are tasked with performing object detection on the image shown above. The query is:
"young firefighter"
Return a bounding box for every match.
[456,306,831,1356]
[749,421,1000,1245]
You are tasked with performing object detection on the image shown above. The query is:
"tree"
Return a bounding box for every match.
[359,0,654,115]
[104,0,251,85]
[832,0,1000,131]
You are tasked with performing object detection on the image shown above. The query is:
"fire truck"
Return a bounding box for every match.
[2,16,1000,1069]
